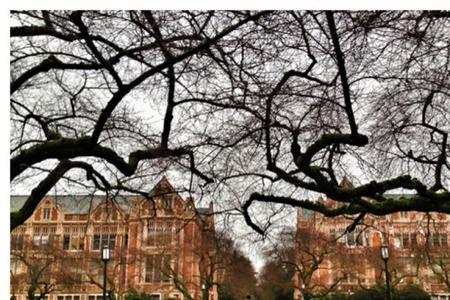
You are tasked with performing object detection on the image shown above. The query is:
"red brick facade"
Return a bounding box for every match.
[10,178,218,300]
[294,180,450,300]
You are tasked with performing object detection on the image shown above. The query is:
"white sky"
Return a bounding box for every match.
[4,1,450,298]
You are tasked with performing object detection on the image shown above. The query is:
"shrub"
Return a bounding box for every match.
[395,285,431,300]
[315,285,430,300]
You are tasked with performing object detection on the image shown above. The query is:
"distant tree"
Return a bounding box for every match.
[422,218,450,292]
[262,227,350,299]
[426,248,450,292]
[219,247,258,300]
[10,241,70,300]
[257,259,294,300]
[360,243,425,289]
[395,285,431,300]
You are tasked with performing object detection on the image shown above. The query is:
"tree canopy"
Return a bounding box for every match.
[10,11,450,233]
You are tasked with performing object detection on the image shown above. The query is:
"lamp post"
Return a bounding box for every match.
[381,244,392,300]
[102,245,110,300]
[201,283,206,300]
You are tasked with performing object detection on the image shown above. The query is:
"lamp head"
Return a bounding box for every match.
[102,245,110,261]
[381,244,389,259]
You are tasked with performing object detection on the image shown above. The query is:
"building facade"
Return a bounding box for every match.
[10,177,218,300]
[294,178,450,300]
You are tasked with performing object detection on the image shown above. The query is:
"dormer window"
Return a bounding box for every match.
[43,208,51,220]
[162,195,172,209]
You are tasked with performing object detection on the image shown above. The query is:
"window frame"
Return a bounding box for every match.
[57,295,81,300]
[145,220,173,247]
[31,226,56,250]
[145,255,172,283]
[62,226,86,251]
[399,211,408,219]
[11,234,24,250]
[92,233,116,250]
[42,207,51,220]
[162,194,173,209]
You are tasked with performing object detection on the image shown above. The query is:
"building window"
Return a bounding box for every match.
[430,233,448,247]
[347,231,355,246]
[329,229,336,240]
[162,194,172,209]
[145,255,171,283]
[400,211,408,219]
[10,257,24,274]
[57,296,81,300]
[123,234,128,248]
[92,233,116,250]
[410,233,417,247]
[442,234,448,247]
[63,226,85,250]
[11,234,24,250]
[146,221,172,247]
[433,233,441,247]
[63,234,85,250]
[32,226,55,249]
[69,265,83,283]
[342,272,358,284]
[394,234,401,248]
[43,208,51,220]
[346,230,364,247]
[402,233,410,248]
[394,232,418,249]
[92,225,117,250]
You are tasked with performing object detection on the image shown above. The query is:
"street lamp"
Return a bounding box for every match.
[381,244,392,300]
[201,284,207,300]
[102,245,110,300]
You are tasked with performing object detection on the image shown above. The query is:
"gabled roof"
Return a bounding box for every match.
[148,176,177,197]
[10,177,212,216]
[10,195,133,214]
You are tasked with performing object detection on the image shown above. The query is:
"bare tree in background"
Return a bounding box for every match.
[263,227,349,299]
[10,11,450,234]
[11,241,70,300]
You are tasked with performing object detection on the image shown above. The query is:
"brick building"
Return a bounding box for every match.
[10,177,218,300]
[294,178,450,300]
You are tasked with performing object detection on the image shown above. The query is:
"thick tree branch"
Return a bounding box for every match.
[11,160,72,231]
[243,190,450,235]
[10,55,102,94]
[11,136,212,184]
[10,26,79,41]
[326,11,359,136]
